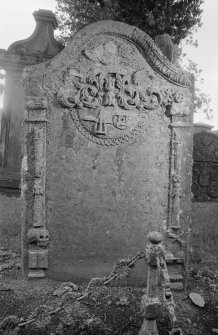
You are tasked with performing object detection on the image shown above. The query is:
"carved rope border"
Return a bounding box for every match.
[70,20,191,88]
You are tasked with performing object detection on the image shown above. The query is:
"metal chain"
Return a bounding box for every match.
[16,251,146,329]
[77,251,145,301]
[16,248,183,333]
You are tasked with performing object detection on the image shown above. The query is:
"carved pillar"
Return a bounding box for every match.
[0,10,63,193]
[168,121,191,229]
[22,96,49,278]
[166,101,193,289]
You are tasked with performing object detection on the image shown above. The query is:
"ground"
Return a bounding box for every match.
[0,250,218,335]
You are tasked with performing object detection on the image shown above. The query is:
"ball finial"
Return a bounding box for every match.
[147,231,163,244]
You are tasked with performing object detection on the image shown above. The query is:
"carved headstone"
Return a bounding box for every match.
[192,132,218,201]
[22,21,194,286]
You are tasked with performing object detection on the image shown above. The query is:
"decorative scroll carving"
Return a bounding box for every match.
[161,87,189,117]
[192,132,218,202]
[24,96,49,278]
[58,69,161,111]
[57,53,163,145]
[57,41,185,145]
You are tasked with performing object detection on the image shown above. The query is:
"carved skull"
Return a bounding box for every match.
[27,227,50,247]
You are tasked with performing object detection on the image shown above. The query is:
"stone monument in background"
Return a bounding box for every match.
[0,9,63,193]
[22,20,194,288]
[191,131,218,269]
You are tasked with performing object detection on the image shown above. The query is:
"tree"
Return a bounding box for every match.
[183,59,213,119]
[55,0,204,45]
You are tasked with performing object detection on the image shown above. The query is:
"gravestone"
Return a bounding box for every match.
[22,21,194,287]
[192,131,218,201]
[191,131,218,268]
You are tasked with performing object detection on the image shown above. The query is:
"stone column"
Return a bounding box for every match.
[166,97,193,290]
[22,96,49,278]
[168,121,191,229]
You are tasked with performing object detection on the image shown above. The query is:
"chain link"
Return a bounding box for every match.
[17,248,182,333]
[76,251,145,301]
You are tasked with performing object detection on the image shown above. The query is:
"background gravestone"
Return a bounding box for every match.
[22,21,194,287]
[191,131,218,269]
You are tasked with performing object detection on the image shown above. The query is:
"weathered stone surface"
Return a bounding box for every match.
[155,33,176,63]
[192,131,218,202]
[191,131,218,271]
[0,10,63,265]
[191,201,218,268]
[22,21,194,283]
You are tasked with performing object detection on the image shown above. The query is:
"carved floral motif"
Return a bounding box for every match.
[57,41,185,145]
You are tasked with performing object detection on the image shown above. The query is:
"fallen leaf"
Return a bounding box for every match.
[189,292,205,307]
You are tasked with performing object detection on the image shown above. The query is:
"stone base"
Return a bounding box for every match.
[28,269,46,278]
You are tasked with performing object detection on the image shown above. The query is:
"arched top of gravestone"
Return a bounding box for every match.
[25,20,190,86]
[63,20,190,87]
[193,131,218,162]
[25,20,192,146]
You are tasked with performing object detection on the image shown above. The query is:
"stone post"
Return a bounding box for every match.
[22,96,49,278]
[139,232,164,335]
[165,88,194,290]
